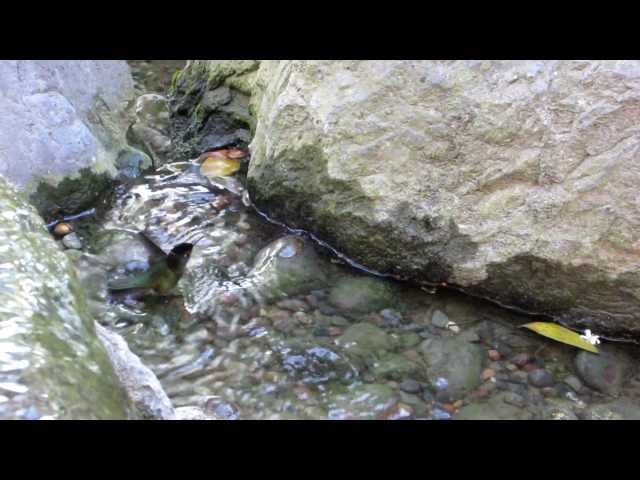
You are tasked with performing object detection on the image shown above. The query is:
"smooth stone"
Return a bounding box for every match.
[431,310,449,329]
[574,348,632,396]
[62,232,82,250]
[399,379,423,394]
[527,368,554,388]
[327,275,397,314]
[336,323,393,362]
[380,308,403,327]
[419,336,484,400]
[372,353,419,381]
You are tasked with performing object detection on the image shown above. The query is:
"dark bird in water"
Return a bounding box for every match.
[107,234,194,297]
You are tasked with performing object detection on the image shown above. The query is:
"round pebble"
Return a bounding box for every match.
[488,349,501,361]
[431,310,450,328]
[62,232,82,249]
[511,353,534,368]
[527,368,554,388]
[399,379,422,394]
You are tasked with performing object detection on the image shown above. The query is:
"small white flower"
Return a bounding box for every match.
[580,329,601,345]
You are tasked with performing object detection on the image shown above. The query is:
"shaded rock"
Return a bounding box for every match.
[399,379,423,394]
[327,274,397,314]
[527,368,554,388]
[129,94,172,167]
[431,310,449,329]
[336,323,394,363]
[245,235,332,302]
[372,353,420,381]
[419,336,484,400]
[574,348,633,396]
[95,323,176,420]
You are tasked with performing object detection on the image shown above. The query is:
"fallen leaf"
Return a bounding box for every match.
[521,322,599,354]
[199,148,248,161]
[200,157,241,177]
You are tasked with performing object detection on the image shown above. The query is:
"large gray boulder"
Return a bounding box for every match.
[0,60,138,214]
[173,60,640,339]
[0,175,132,419]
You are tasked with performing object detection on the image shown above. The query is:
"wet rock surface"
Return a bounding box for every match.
[5,60,640,420]
[0,176,131,419]
[174,60,640,338]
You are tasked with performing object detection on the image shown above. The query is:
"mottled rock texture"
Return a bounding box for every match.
[0,60,135,214]
[174,60,640,339]
[0,176,131,419]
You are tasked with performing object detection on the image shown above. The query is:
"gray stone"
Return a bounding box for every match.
[527,368,554,388]
[62,232,83,250]
[372,353,420,381]
[419,336,484,400]
[574,348,633,396]
[0,60,133,192]
[336,323,394,362]
[0,176,131,419]
[399,379,423,394]
[327,274,397,314]
[431,310,450,328]
[179,60,640,338]
[95,323,176,420]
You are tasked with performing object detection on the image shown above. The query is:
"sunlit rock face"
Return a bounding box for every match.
[175,60,640,339]
[0,60,134,211]
[0,176,131,419]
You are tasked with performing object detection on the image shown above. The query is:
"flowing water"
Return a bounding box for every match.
[56,61,640,419]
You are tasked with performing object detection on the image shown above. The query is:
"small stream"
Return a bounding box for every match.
[56,61,640,419]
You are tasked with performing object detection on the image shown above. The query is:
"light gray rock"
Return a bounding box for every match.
[431,310,450,329]
[62,232,82,250]
[95,323,176,420]
[0,60,134,191]
[176,60,640,339]
[129,94,172,165]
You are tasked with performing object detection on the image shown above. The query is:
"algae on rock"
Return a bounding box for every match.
[0,176,132,419]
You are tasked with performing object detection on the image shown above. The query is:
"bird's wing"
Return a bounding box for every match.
[137,230,170,257]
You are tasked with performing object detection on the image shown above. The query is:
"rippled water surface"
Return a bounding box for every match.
[67,153,640,420]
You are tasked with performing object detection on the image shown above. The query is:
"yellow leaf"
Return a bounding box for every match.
[521,322,599,353]
[200,157,240,177]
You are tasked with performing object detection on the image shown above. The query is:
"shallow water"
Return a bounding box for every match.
[49,61,640,420]
[64,151,638,420]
